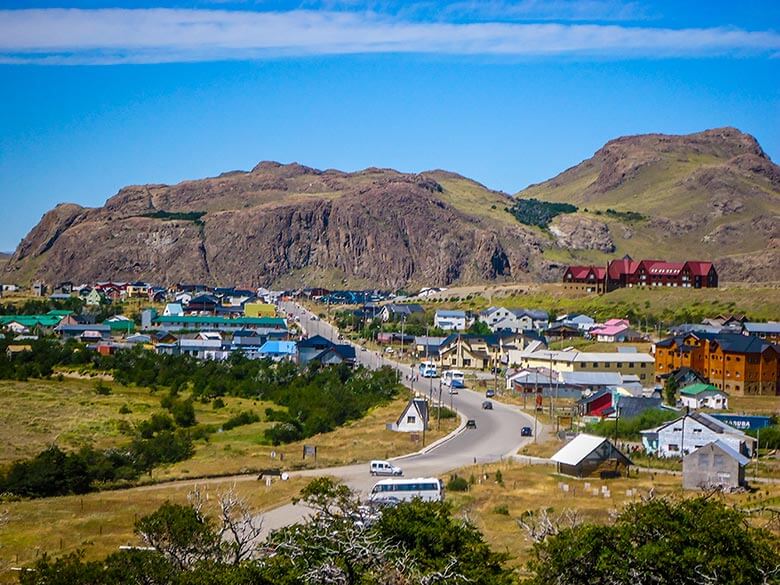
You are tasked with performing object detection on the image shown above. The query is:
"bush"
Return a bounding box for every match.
[94,380,112,395]
[212,397,225,410]
[506,198,577,228]
[446,475,469,492]
[222,410,260,431]
[119,404,132,415]
[493,504,509,516]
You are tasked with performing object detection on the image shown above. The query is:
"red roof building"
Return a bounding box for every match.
[563,256,717,294]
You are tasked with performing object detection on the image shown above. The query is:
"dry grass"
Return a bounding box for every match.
[0,476,311,582]
[445,461,780,577]
[0,379,271,465]
[729,395,780,416]
[152,394,458,481]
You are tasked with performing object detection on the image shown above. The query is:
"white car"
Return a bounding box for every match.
[370,460,403,476]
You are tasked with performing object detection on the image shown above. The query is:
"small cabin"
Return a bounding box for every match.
[551,434,632,478]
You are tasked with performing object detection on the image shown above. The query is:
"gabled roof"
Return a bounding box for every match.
[298,335,334,349]
[435,309,466,318]
[689,440,750,466]
[258,340,297,355]
[680,383,724,397]
[551,434,632,467]
[396,398,428,426]
[743,322,780,334]
[566,265,607,280]
[643,412,754,441]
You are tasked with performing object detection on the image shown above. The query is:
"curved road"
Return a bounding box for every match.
[256,302,543,534]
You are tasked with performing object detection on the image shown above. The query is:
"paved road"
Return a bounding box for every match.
[256,302,543,534]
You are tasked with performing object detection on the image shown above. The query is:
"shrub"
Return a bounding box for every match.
[212,397,225,410]
[222,410,260,431]
[94,380,112,395]
[119,404,132,414]
[506,198,577,228]
[493,504,509,515]
[446,475,469,492]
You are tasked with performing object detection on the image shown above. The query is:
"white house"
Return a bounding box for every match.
[641,412,755,459]
[479,307,548,333]
[391,398,429,432]
[163,303,185,317]
[434,310,469,331]
[556,313,596,331]
[679,383,729,410]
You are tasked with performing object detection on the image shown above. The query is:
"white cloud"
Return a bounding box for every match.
[0,8,778,65]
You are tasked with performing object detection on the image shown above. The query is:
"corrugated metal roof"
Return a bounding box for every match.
[550,434,608,466]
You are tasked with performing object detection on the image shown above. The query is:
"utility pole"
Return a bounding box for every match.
[437,380,443,430]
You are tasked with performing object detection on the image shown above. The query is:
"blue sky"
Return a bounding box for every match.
[1,1,779,251]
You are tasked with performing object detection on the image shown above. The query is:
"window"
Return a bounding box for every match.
[629,362,635,367]
[641,363,647,368]
[713,454,725,467]
[668,444,679,452]
[693,428,702,433]
[698,453,709,465]
[407,416,416,424]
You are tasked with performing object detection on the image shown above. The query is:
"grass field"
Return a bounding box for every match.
[0,378,456,481]
[415,282,780,324]
[0,475,312,583]
[445,460,780,578]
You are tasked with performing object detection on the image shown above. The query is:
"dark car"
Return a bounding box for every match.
[482,400,493,410]
[465,419,477,429]
[485,389,495,398]
[521,426,533,437]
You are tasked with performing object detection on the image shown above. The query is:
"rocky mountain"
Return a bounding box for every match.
[6,127,779,287]
[519,127,779,282]
[4,164,549,288]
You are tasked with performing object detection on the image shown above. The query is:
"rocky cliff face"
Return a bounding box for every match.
[8,127,779,287]
[5,164,548,288]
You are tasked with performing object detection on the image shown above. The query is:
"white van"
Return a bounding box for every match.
[369,460,403,476]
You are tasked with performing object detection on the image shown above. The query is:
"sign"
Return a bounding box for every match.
[302,445,317,460]
[710,414,772,431]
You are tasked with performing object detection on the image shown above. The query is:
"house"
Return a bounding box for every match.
[163,303,185,317]
[683,441,749,491]
[562,266,607,294]
[6,344,32,359]
[32,282,47,297]
[391,398,429,432]
[550,434,632,478]
[257,340,297,361]
[742,322,780,344]
[606,257,718,291]
[380,303,424,323]
[578,388,662,418]
[438,332,545,371]
[142,310,287,334]
[679,383,729,410]
[297,335,356,367]
[0,314,64,333]
[562,256,718,293]
[414,336,447,359]
[660,366,707,389]
[654,332,780,395]
[556,313,596,331]
[85,289,106,306]
[543,323,582,339]
[517,349,655,383]
[126,282,150,298]
[641,412,756,458]
[588,319,643,343]
[55,324,112,341]
[186,294,220,313]
[480,307,549,333]
[434,310,469,331]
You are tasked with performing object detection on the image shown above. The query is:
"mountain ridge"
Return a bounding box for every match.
[6,127,779,287]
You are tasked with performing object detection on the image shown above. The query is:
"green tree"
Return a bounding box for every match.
[526,497,780,585]
[664,376,679,406]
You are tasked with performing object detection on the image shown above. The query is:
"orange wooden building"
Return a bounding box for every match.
[655,332,780,396]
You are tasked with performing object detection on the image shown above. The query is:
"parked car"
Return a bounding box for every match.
[384,347,394,354]
[485,389,495,398]
[482,400,493,410]
[369,460,403,476]
[465,419,477,429]
[521,426,533,437]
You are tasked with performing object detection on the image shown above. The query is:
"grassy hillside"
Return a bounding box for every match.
[515,129,780,272]
[416,282,780,324]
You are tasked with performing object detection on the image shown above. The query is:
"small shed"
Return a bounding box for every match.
[392,398,429,433]
[680,383,728,410]
[550,434,632,478]
[683,440,749,491]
